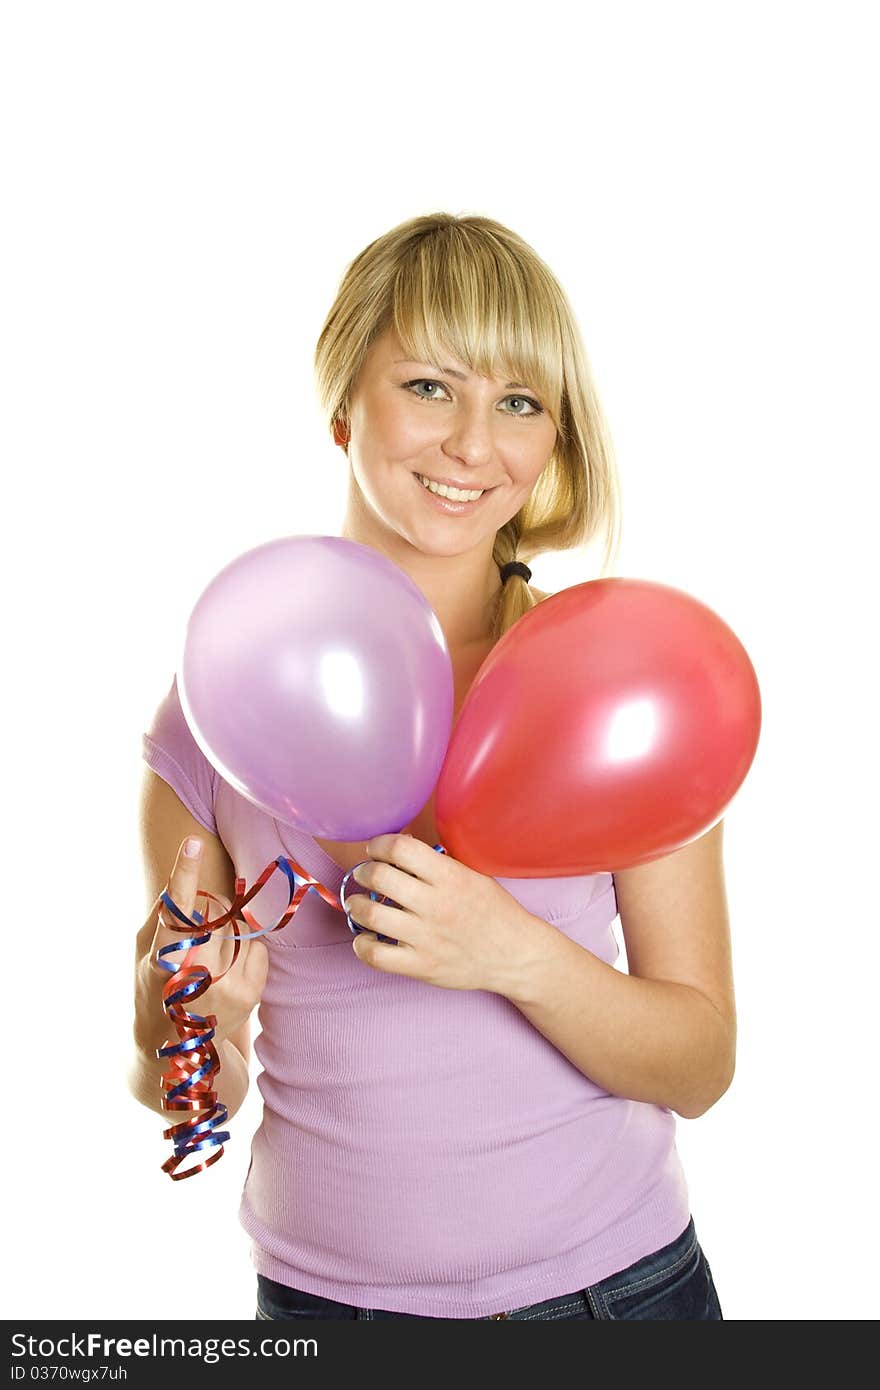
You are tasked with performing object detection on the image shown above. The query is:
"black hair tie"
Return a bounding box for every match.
[500,561,532,584]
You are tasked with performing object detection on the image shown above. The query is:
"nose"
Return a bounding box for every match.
[440,402,496,470]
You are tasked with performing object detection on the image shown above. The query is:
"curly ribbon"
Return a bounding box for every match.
[339,843,447,944]
[154,840,448,1178]
[154,852,338,1180]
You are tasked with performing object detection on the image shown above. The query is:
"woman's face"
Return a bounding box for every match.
[344,326,558,556]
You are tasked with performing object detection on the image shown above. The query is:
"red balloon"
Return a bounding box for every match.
[435,579,761,876]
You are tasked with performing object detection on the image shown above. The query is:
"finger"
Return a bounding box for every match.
[346,893,418,946]
[201,906,250,984]
[149,836,219,978]
[351,858,428,913]
[365,833,445,885]
[352,930,415,974]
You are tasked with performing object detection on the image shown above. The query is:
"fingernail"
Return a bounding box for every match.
[184,836,202,858]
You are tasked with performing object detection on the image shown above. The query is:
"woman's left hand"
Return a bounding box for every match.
[346,834,546,994]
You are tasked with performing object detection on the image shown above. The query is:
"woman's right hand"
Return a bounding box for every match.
[144,835,269,1050]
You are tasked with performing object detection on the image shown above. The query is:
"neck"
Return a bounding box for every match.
[339,486,503,650]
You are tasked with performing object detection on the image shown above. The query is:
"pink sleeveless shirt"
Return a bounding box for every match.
[142,674,690,1317]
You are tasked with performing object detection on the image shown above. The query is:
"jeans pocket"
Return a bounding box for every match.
[590,1221,723,1320]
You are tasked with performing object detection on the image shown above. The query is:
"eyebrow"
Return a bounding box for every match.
[394,360,533,391]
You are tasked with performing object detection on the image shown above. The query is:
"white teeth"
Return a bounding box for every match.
[417,474,484,502]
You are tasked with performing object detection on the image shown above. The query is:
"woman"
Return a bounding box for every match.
[133,212,733,1320]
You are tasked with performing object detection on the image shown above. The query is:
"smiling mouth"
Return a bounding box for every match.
[414,472,494,502]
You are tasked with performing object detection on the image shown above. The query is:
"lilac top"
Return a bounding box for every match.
[142,674,690,1317]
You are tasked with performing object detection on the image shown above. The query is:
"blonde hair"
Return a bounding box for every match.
[314,211,623,641]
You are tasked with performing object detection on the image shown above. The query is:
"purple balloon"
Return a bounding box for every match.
[178,536,454,838]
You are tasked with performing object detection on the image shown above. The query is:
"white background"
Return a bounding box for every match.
[2,1,876,1323]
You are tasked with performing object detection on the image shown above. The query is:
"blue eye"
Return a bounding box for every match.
[408,380,446,400]
[404,379,543,419]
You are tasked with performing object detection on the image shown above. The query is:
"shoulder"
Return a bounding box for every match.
[141,674,219,836]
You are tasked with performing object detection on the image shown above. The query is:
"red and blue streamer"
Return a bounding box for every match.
[154,842,447,1179]
[154,853,338,1180]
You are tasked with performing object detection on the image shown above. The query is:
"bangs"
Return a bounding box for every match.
[387,228,566,432]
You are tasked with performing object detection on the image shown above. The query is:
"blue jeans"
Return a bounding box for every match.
[255,1216,723,1320]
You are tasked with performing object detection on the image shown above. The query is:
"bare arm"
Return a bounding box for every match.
[127,1033,251,1123]
[500,822,736,1120]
